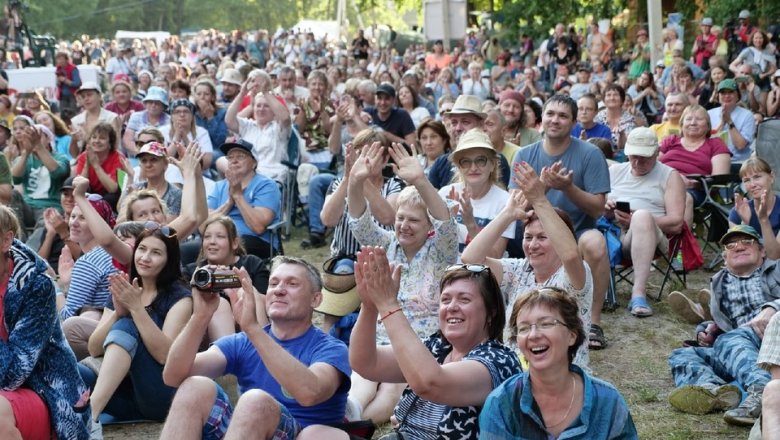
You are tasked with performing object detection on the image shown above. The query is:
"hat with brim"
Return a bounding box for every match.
[220,68,243,86]
[315,257,360,317]
[220,138,255,156]
[376,83,396,98]
[77,81,102,95]
[717,78,737,92]
[451,128,495,159]
[446,95,486,119]
[320,257,357,293]
[136,141,167,158]
[143,86,169,107]
[624,127,659,157]
[720,225,763,246]
[315,285,360,317]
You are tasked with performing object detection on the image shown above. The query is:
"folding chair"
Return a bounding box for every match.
[613,230,687,300]
[690,174,741,270]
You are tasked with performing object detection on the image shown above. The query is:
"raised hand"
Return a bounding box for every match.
[58,246,75,287]
[458,186,475,227]
[755,190,770,221]
[733,193,752,224]
[514,161,547,204]
[505,189,534,222]
[350,141,383,182]
[356,246,401,312]
[226,267,261,332]
[169,141,204,174]
[388,142,423,185]
[344,143,357,178]
[539,161,573,191]
[72,175,90,198]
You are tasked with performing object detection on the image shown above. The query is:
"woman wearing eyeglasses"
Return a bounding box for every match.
[350,247,521,440]
[439,128,512,257]
[347,142,459,423]
[461,161,593,363]
[479,288,637,439]
[80,220,193,437]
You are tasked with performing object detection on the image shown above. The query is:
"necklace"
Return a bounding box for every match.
[545,374,576,429]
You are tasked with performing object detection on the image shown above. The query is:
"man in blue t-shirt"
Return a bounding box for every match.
[160,256,351,439]
[510,94,613,350]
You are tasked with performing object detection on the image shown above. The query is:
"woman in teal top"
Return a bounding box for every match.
[34,110,73,160]
[479,288,637,439]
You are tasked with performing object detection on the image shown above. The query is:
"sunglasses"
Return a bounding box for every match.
[144,221,176,238]
[446,263,491,274]
[724,238,756,250]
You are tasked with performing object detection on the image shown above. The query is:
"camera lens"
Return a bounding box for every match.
[192,268,211,289]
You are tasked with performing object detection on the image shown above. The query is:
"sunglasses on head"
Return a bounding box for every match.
[144,221,176,238]
[445,263,491,274]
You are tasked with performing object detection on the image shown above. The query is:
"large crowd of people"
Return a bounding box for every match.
[1,8,780,440]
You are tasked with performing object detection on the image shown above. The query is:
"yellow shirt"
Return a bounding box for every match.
[650,121,681,142]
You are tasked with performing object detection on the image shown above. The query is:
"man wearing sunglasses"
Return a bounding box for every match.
[669,225,780,427]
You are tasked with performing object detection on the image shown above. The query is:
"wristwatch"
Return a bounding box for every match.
[728,122,736,129]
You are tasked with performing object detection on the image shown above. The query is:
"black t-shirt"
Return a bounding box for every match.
[184,254,270,294]
[365,107,415,139]
[0,70,8,95]
[352,37,369,59]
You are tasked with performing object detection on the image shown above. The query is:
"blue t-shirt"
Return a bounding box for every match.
[571,123,613,142]
[479,365,638,439]
[510,138,611,234]
[214,325,351,427]
[207,174,281,245]
[728,194,780,237]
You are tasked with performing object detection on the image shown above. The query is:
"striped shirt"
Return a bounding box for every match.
[60,246,118,320]
[327,176,403,257]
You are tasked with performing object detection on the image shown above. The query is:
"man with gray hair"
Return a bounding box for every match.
[161,257,351,439]
[356,80,376,108]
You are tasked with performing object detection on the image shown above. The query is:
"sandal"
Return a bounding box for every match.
[589,323,608,350]
[628,296,654,317]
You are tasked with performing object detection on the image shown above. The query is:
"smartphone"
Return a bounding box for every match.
[615,201,631,213]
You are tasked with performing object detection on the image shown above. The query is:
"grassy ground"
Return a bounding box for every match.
[106,225,751,439]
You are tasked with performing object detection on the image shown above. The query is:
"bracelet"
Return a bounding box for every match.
[379,307,403,322]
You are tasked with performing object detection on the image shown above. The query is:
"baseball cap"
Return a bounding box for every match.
[77,81,102,94]
[720,225,762,246]
[624,127,659,157]
[717,78,737,92]
[60,176,75,191]
[136,141,167,158]
[376,83,396,98]
[739,10,750,19]
[220,138,254,156]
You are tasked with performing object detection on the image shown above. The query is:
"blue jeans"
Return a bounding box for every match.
[308,173,336,235]
[78,317,177,421]
[669,327,771,390]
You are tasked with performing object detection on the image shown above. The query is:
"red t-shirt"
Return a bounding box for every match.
[75,150,124,195]
[659,135,730,176]
[0,259,15,342]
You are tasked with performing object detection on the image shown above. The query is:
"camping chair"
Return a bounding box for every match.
[690,174,741,270]
[755,118,780,194]
[598,216,687,302]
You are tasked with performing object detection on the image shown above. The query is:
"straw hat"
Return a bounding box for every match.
[315,257,360,317]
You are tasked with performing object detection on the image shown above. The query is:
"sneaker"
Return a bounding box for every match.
[89,419,103,440]
[301,232,326,249]
[669,384,741,415]
[668,291,706,325]
[724,385,763,426]
[344,396,363,422]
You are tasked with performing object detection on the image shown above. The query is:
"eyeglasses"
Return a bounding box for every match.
[724,238,756,250]
[172,109,191,116]
[445,263,491,274]
[516,318,568,336]
[144,221,176,238]
[458,156,489,169]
